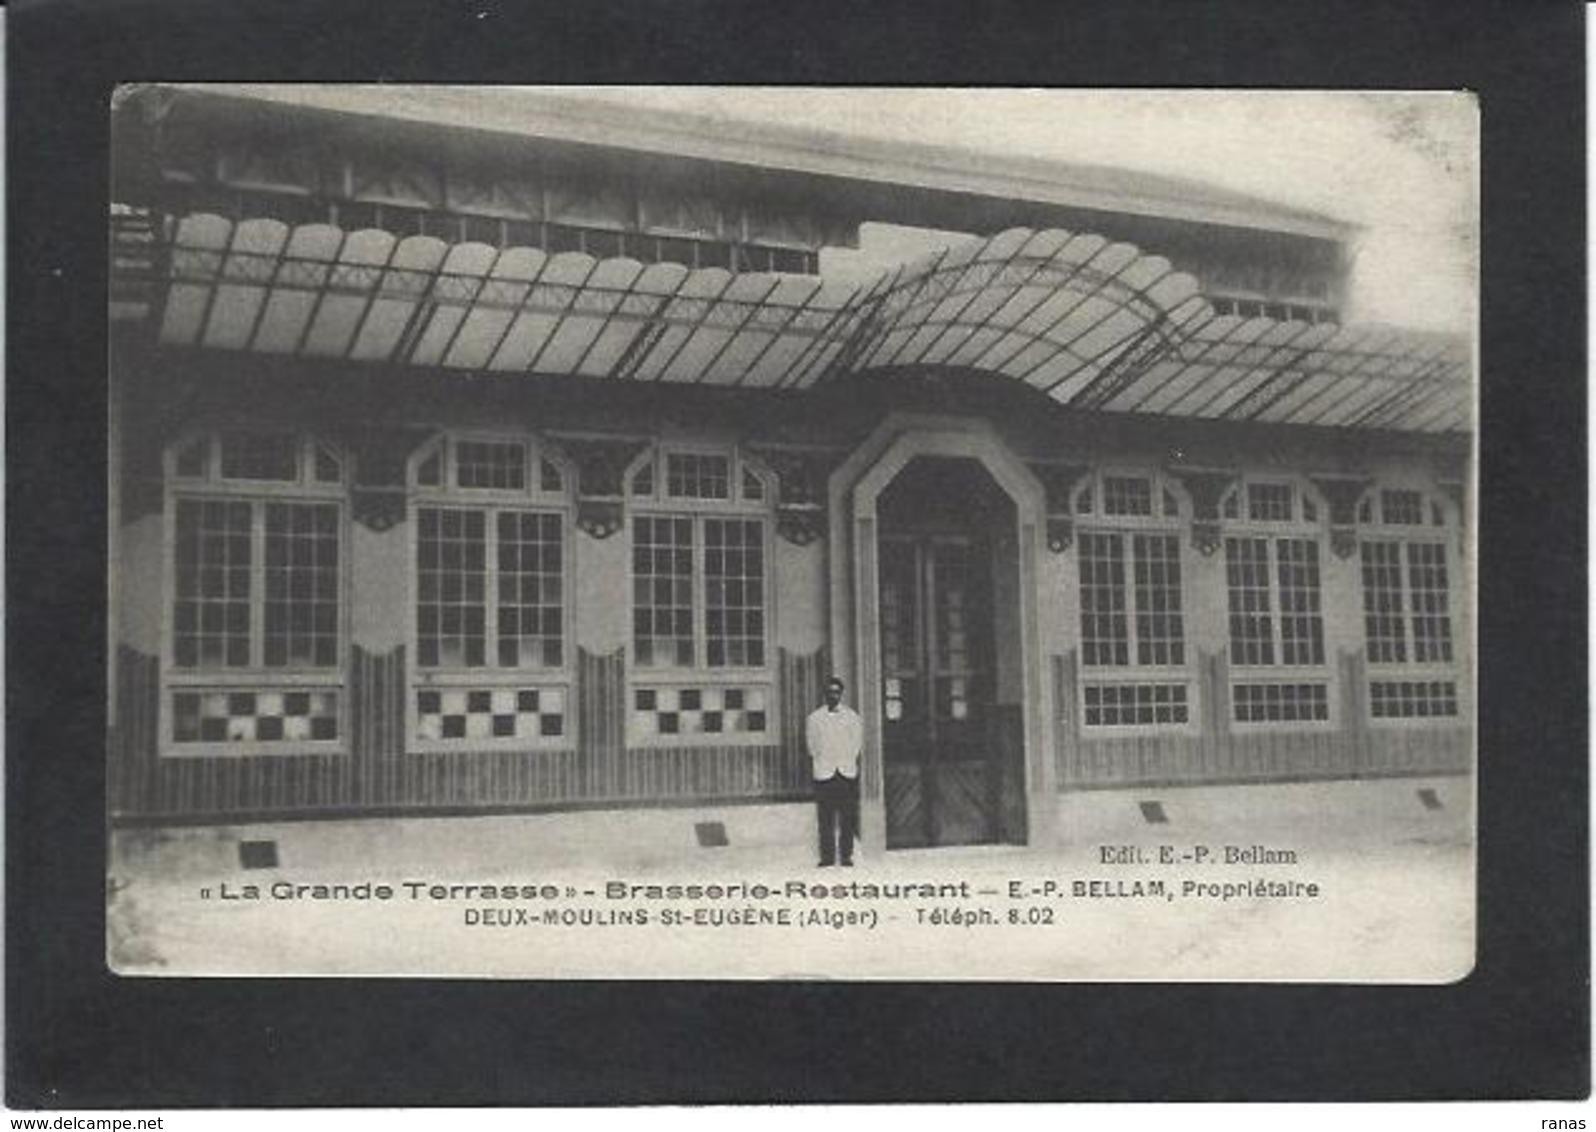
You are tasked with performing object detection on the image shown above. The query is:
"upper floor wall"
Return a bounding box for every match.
[112,86,1352,321]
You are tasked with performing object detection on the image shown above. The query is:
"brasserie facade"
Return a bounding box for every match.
[108,86,1473,850]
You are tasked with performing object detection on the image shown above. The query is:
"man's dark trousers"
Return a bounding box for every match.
[815,771,860,865]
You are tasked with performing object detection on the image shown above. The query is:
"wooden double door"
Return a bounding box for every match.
[879,534,1005,848]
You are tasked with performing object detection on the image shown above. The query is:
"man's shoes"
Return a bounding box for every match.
[818,860,834,868]
[840,860,854,867]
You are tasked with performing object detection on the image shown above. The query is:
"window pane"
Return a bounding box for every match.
[1360,540,1407,663]
[666,453,730,500]
[1078,532,1128,666]
[1225,537,1274,666]
[1381,489,1423,525]
[633,516,696,667]
[1370,680,1458,718]
[455,441,526,490]
[1233,682,1328,723]
[1132,534,1185,666]
[1082,683,1188,727]
[1102,476,1152,517]
[418,507,488,669]
[1407,542,1454,663]
[263,502,340,668]
[173,498,254,669]
[496,510,564,669]
[1275,538,1325,666]
[704,519,765,668]
[1247,483,1294,522]
[879,540,919,676]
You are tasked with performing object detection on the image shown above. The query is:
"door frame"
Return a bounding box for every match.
[879,529,1001,848]
[827,414,1057,851]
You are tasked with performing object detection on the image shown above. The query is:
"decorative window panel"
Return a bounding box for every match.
[703,519,765,668]
[1079,532,1129,667]
[174,499,341,671]
[1227,536,1325,675]
[1370,680,1459,719]
[262,502,341,668]
[1247,483,1294,522]
[416,506,565,671]
[455,441,527,491]
[1082,683,1188,727]
[1361,538,1455,675]
[1407,543,1454,664]
[633,516,696,668]
[1081,532,1186,669]
[1131,534,1185,666]
[1274,538,1325,666]
[631,685,769,740]
[1102,476,1153,517]
[1360,541,1409,664]
[417,508,488,668]
[494,511,565,668]
[415,686,566,743]
[666,453,731,500]
[1380,489,1424,525]
[1225,537,1275,666]
[171,688,340,745]
[1233,683,1329,724]
[173,499,255,669]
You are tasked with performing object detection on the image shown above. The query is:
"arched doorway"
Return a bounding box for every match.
[877,457,1027,847]
[827,415,1056,852]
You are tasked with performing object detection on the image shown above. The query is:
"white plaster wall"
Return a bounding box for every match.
[774,537,826,655]
[573,526,630,655]
[350,522,409,653]
[118,514,165,655]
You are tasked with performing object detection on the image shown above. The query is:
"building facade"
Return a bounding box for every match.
[109,87,1473,850]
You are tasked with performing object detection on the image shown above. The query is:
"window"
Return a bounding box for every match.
[415,508,564,669]
[1358,485,1460,721]
[633,515,765,670]
[1074,472,1191,729]
[409,433,571,749]
[164,431,345,754]
[628,447,773,743]
[1221,479,1331,726]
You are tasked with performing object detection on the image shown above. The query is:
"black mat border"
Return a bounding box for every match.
[8,0,1588,1106]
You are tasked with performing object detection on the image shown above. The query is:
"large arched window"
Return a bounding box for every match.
[1356,484,1461,721]
[625,446,775,744]
[1071,469,1193,729]
[408,432,573,750]
[1218,477,1333,726]
[163,429,347,754]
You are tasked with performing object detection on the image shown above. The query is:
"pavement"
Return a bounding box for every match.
[108,774,1474,982]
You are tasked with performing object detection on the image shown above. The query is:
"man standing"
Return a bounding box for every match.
[806,677,863,867]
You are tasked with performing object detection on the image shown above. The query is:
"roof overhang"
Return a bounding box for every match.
[125,215,1471,436]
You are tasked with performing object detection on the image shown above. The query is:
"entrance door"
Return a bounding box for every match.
[880,534,1001,848]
